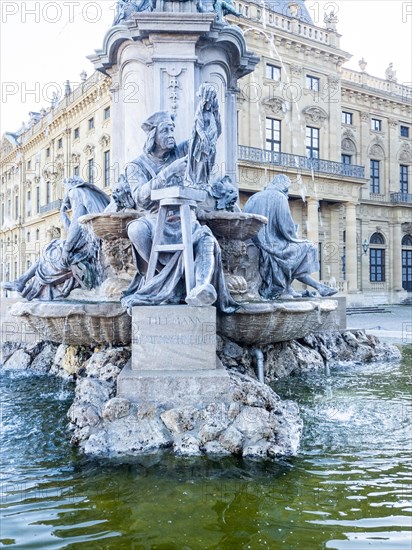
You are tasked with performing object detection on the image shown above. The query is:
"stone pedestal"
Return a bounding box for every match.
[117,304,230,406]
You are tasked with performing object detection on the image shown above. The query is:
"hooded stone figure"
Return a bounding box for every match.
[3,177,110,300]
[243,174,337,299]
[122,110,237,312]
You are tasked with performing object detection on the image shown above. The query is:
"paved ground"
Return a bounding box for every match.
[347,304,412,345]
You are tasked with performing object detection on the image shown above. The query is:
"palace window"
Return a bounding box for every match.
[370,160,380,193]
[27,190,31,217]
[88,159,94,184]
[265,118,281,153]
[58,138,63,149]
[27,230,30,242]
[400,125,409,138]
[306,126,319,159]
[27,160,31,170]
[371,118,382,132]
[36,228,40,240]
[104,150,111,187]
[74,127,80,140]
[104,106,111,120]
[14,195,18,220]
[88,117,95,130]
[369,232,385,282]
[266,64,281,81]
[74,165,79,177]
[341,154,352,165]
[36,187,40,213]
[400,164,409,194]
[342,111,353,125]
[46,181,51,204]
[46,147,50,158]
[306,75,320,91]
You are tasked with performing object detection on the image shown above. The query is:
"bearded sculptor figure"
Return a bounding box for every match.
[122,111,237,312]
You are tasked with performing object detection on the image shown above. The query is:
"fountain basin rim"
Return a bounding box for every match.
[234,299,338,314]
[11,300,128,319]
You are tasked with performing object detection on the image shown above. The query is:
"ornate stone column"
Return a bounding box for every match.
[345,201,358,292]
[89,12,259,184]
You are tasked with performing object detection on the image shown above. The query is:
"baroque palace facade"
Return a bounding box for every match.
[1,1,411,305]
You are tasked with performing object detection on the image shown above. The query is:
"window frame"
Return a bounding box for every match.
[306,75,320,92]
[400,164,409,194]
[370,248,385,282]
[400,125,409,138]
[103,106,111,120]
[371,118,382,132]
[342,111,353,125]
[104,150,111,187]
[88,158,94,184]
[265,118,281,153]
[306,126,320,159]
[265,63,281,81]
[370,159,380,194]
[88,117,95,131]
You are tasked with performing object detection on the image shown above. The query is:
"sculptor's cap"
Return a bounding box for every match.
[141,111,175,133]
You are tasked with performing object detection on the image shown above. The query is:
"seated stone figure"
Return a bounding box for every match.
[121,110,237,312]
[3,177,110,300]
[243,174,338,299]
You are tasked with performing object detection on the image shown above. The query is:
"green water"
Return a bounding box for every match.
[1,349,411,549]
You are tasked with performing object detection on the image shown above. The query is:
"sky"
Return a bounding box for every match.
[0,0,411,135]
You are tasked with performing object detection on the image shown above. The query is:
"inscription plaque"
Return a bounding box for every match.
[132,305,216,371]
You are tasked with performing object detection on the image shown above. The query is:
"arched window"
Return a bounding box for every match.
[370,232,385,245]
[36,228,40,240]
[369,232,385,282]
[402,235,412,291]
[27,231,30,242]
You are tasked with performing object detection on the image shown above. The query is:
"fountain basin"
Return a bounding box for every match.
[10,301,131,346]
[217,299,338,345]
[197,211,267,241]
[79,210,142,239]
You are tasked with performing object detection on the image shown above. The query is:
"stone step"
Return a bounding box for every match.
[346,306,390,315]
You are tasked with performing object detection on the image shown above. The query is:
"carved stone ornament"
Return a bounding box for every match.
[83,144,95,156]
[302,106,328,125]
[342,128,356,140]
[166,67,184,115]
[99,134,111,148]
[402,222,412,236]
[388,118,398,128]
[72,152,81,164]
[42,165,59,181]
[25,179,33,190]
[263,97,286,116]
[398,143,412,163]
[342,138,356,153]
[327,74,340,84]
[368,144,385,159]
[47,225,61,239]
[360,111,370,122]
[289,64,302,76]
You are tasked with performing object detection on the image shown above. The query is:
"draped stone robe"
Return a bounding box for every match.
[243,186,319,299]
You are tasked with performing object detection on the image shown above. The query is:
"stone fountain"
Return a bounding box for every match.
[7,0,340,458]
